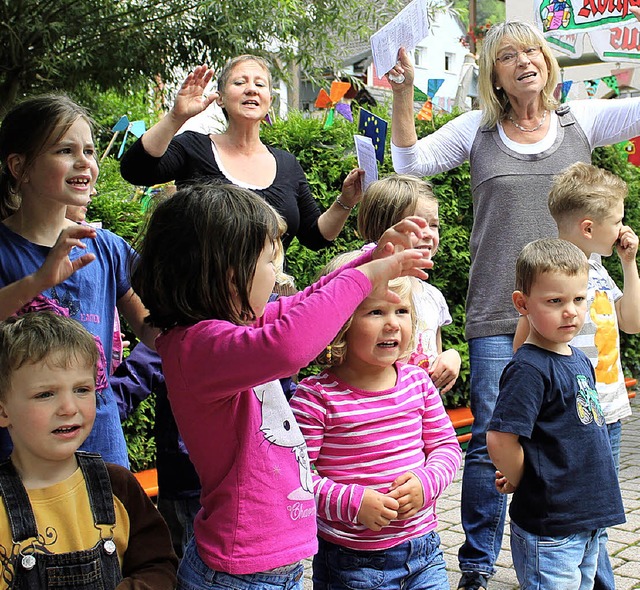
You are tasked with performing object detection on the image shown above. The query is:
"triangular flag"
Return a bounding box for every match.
[561,80,573,103]
[417,100,433,121]
[357,108,388,165]
[427,79,444,98]
[625,136,640,167]
[553,83,562,102]
[414,86,429,102]
[584,79,599,98]
[600,75,619,96]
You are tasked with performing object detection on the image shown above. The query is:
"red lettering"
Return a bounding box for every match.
[621,25,640,50]
[579,0,597,17]
[610,26,623,48]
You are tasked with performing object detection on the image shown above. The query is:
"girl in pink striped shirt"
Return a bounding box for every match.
[291,264,462,590]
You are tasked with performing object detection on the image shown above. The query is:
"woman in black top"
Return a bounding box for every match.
[121,56,362,251]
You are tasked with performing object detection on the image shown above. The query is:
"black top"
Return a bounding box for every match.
[120,132,331,251]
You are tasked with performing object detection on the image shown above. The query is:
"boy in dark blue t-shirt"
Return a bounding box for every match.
[487,238,625,590]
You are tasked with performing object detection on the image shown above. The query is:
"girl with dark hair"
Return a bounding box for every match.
[130,182,430,589]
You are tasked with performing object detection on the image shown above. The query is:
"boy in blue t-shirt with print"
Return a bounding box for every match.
[488,238,625,590]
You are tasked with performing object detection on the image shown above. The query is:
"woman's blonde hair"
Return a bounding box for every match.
[315,251,415,367]
[478,21,560,128]
[357,174,436,243]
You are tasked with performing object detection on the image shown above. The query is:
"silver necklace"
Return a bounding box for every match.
[508,109,548,132]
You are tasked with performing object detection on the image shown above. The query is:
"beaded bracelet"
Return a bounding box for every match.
[335,196,355,211]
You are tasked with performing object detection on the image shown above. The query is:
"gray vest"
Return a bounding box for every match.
[466,106,591,340]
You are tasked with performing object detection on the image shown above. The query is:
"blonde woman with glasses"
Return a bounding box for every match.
[388,17,640,590]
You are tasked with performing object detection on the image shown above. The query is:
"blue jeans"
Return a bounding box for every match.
[313,532,448,590]
[177,537,305,590]
[511,521,600,590]
[458,335,512,576]
[593,419,622,590]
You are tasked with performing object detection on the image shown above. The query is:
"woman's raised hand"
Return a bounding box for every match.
[387,47,415,91]
[172,65,217,121]
[339,168,365,209]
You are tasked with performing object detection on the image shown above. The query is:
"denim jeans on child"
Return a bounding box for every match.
[313,531,448,590]
[458,335,512,577]
[593,419,623,590]
[510,521,600,590]
[177,537,305,590]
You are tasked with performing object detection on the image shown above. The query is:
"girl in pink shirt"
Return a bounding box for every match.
[291,253,462,590]
[130,182,430,590]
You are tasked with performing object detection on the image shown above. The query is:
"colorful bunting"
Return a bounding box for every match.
[600,75,620,96]
[315,81,353,128]
[417,100,433,121]
[427,79,444,98]
[584,79,599,98]
[357,108,388,165]
[414,86,429,102]
[624,136,640,167]
[560,80,573,102]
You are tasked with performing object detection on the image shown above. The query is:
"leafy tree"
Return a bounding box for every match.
[0,0,397,114]
[453,0,506,29]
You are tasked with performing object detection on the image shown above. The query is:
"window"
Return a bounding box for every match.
[414,48,426,67]
[445,52,455,71]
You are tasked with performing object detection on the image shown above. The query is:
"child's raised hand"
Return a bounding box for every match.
[374,216,433,260]
[495,470,517,495]
[34,225,97,291]
[172,65,216,121]
[429,349,462,394]
[616,225,639,264]
[386,471,424,520]
[359,249,429,303]
[357,488,399,531]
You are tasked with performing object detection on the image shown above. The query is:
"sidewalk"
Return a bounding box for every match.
[302,394,640,589]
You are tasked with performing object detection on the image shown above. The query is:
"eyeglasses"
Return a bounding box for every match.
[495,46,542,66]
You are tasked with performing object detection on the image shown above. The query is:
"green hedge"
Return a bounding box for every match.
[90,105,640,469]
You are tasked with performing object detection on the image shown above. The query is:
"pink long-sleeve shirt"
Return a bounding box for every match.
[156,255,372,574]
[291,363,462,550]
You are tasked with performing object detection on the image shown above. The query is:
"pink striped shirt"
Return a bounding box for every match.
[291,363,461,550]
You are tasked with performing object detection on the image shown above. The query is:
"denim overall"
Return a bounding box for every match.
[0,452,122,589]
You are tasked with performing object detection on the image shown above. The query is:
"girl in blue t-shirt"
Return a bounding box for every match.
[0,94,157,466]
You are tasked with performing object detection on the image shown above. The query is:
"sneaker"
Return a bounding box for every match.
[457,571,489,590]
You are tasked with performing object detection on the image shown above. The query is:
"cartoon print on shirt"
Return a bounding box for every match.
[590,290,620,385]
[254,380,314,495]
[575,374,605,427]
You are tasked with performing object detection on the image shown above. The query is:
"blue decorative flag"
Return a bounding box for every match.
[561,80,573,102]
[358,108,388,165]
[427,79,444,98]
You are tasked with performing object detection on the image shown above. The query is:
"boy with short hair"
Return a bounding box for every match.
[487,238,625,590]
[0,311,177,590]
[548,162,640,450]
[547,161,640,589]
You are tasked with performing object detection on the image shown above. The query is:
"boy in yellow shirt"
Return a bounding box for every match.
[0,312,177,589]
